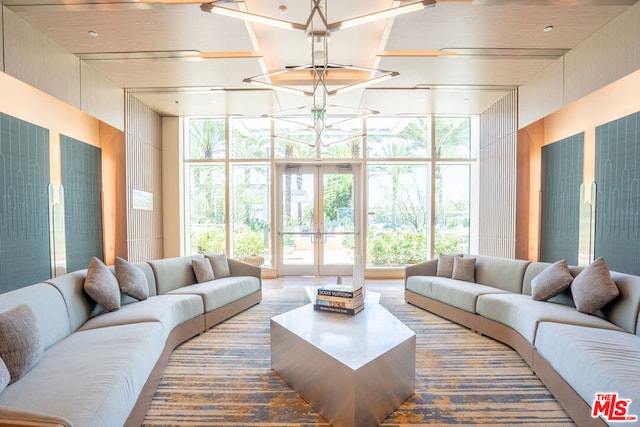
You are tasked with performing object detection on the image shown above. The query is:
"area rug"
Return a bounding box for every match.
[143,288,575,426]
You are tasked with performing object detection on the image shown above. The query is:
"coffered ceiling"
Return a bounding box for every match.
[4,0,637,117]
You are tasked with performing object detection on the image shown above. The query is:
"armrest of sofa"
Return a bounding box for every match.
[228,258,262,283]
[0,407,72,427]
[405,259,438,279]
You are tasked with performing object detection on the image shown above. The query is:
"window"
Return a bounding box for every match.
[231,164,271,263]
[367,164,430,266]
[187,164,226,254]
[182,115,476,270]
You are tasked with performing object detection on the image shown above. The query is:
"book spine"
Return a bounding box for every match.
[313,304,364,315]
[317,289,362,298]
[315,297,360,308]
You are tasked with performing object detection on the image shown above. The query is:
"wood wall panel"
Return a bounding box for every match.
[81,62,125,131]
[126,93,163,262]
[479,91,518,258]
[2,7,81,109]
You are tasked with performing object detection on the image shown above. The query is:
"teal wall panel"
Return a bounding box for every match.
[61,135,104,272]
[595,111,640,275]
[540,133,584,265]
[0,113,51,293]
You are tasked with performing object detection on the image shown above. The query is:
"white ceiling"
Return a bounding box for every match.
[6,0,638,117]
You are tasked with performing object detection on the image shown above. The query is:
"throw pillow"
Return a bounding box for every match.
[0,304,43,384]
[571,257,619,314]
[531,259,574,301]
[192,257,215,283]
[0,357,9,392]
[207,254,231,279]
[84,257,121,312]
[452,257,476,282]
[436,253,462,278]
[115,257,149,301]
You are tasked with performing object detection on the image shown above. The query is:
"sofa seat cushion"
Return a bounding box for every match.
[78,294,204,336]
[535,322,640,422]
[0,322,165,427]
[476,294,624,343]
[167,276,261,312]
[405,276,509,313]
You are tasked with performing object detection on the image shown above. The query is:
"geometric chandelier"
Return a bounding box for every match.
[201,0,436,146]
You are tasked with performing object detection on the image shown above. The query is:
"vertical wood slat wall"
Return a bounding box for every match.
[479,91,518,258]
[125,94,163,262]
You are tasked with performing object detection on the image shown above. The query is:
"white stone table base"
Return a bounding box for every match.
[271,302,416,427]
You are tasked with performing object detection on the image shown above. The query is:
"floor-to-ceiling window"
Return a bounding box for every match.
[183,115,476,275]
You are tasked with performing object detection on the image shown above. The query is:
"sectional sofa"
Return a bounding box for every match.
[405,254,640,427]
[0,254,261,427]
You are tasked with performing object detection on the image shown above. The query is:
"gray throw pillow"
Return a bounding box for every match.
[0,356,9,392]
[0,304,43,384]
[192,257,215,283]
[115,257,149,301]
[452,257,476,282]
[531,259,574,301]
[84,257,121,312]
[207,254,231,279]
[571,257,619,314]
[436,253,462,278]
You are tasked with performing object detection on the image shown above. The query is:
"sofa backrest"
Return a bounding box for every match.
[147,255,203,295]
[524,262,640,335]
[607,271,640,335]
[472,255,530,294]
[0,283,72,350]
[44,270,94,332]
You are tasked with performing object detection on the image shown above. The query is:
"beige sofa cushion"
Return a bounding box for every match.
[207,254,231,278]
[452,257,476,282]
[192,258,215,283]
[572,257,619,314]
[531,259,574,301]
[84,257,121,312]
[436,253,462,278]
[0,304,43,384]
[115,257,149,301]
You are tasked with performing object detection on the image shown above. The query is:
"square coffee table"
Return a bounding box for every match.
[270,300,416,427]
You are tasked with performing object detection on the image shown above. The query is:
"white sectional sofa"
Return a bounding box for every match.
[0,254,261,427]
[405,255,640,427]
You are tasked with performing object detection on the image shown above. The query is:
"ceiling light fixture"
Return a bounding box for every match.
[202,0,429,146]
[200,0,435,34]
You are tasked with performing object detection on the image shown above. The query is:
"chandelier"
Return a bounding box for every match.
[200,0,436,146]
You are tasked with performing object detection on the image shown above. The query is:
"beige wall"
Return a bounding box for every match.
[1,6,124,131]
[519,1,640,128]
[162,117,183,258]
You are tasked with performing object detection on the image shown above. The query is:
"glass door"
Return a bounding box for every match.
[277,164,359,276]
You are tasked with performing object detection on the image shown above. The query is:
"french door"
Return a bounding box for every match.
[277,164,360,276]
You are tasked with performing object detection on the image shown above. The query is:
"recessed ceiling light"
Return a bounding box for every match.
[88,30,98,37]
[543,25,554,33]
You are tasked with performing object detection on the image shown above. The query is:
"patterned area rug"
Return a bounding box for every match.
[143,288,575,426]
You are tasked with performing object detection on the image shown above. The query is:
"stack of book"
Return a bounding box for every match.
[313,284,364,315]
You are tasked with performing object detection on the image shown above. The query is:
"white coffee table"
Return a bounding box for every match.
[270,300,416,427]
